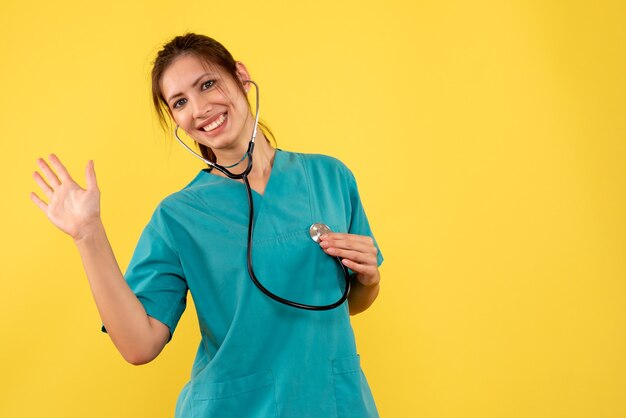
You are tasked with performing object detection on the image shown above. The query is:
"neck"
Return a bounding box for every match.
[212,130,275,178]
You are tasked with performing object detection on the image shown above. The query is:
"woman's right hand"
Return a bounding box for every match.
[31,154,169,363]
[30,154,101,241]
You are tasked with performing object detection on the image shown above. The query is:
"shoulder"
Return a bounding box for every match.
[144,171,211,228]
[281,150,355,180]
[159,169,215,208]
[280,150,359,204]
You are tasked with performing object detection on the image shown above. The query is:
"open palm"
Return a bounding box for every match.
[31,154,101,240]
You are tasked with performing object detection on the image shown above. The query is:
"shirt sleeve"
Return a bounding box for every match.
[101,218,188,342]
[346,169,384,267]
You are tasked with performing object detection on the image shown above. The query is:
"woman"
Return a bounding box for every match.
[31,33,383,417]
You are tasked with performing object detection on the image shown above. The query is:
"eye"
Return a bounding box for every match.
[172,98,187,109]
[201,79,216,90]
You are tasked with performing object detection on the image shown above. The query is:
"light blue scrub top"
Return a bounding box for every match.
[117,150,383,417]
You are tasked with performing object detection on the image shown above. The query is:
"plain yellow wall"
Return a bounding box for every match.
[1,0,625,417]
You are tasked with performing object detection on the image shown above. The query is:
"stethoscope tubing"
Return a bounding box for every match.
[242,175,352,310]
[173,80,351,311]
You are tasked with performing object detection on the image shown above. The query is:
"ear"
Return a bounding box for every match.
[235,61,252,91]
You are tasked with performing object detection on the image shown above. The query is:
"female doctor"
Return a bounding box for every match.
[31,33,383,417]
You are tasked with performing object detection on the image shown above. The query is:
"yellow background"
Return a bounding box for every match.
[1,0,625,417]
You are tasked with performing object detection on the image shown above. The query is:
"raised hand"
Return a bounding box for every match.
[318,232,381,287]
[30,154,101,241]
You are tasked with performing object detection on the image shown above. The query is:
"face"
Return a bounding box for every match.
[160,54,252,154]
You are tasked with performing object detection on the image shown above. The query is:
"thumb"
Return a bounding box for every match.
[85,160,98,190]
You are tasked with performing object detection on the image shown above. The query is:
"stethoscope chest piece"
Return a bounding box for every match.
[309,223,332,243]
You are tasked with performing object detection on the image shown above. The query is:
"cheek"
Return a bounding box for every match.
[232,98,252,120]
[173,111,192,130]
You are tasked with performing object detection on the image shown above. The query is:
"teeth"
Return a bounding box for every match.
[203,114,226,132]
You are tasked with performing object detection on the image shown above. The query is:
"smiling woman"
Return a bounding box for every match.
[150,34,276,166]
[30,33,384,418]
[160,54,256,164]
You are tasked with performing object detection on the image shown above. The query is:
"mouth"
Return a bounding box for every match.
[200,113,227,133]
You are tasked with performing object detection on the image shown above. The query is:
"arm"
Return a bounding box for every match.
[318,233,381,315]
[31,155,169,365]
[347,271,381,315]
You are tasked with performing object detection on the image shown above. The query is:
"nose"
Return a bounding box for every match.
[191,96,212,119]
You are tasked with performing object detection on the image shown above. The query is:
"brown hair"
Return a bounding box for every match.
[151,33,275,163]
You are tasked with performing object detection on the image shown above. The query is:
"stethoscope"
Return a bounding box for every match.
[173,80,351,311]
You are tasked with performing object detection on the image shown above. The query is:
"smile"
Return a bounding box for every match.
[202,113,227,132]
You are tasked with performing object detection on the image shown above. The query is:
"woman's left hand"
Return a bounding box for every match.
[318,233,380,287]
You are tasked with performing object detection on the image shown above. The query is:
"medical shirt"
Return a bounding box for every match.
[118,150,383,417]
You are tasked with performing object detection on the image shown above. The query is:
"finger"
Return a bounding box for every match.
[341,258,379,279]
[321,232,369,241]
[321,238,377,255]
[48,153,73,183]
[37,157,61,188]
[320,236,377,256]
[85,160,98,190]
[32,171,54,198]
[324,247,377,265]
[30,192,48,211]
[321,232,374,246]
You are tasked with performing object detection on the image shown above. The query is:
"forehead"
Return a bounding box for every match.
[159,54,228,98]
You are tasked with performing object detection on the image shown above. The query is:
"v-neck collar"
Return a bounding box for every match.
[196,148,283,197]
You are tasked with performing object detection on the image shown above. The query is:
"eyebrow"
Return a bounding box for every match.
[165,73,215,103]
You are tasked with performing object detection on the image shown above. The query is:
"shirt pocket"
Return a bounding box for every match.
[332,355,379,418]
[191,370,278,418]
